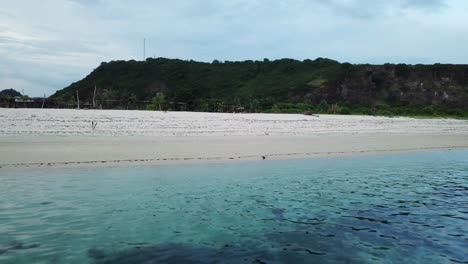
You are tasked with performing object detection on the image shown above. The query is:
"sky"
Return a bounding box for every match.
[0,0,467,96]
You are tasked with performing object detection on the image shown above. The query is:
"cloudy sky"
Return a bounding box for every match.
[1,0,467,96]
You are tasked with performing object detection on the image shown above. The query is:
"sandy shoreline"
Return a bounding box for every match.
[1,109,468,169]
[1,134,468,169]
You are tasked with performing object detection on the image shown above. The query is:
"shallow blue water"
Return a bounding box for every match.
[1,150,467,264]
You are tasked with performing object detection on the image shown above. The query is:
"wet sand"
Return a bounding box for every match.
[1,134,467,169]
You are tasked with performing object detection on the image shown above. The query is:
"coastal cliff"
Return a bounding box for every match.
[51,58,468,116]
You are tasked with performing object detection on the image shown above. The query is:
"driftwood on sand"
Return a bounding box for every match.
[91,121,98,131]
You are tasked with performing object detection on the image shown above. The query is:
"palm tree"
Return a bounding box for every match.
[127,94,137,110]
[152,93,165,111]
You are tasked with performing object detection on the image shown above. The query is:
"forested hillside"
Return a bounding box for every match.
[51,58,468,116]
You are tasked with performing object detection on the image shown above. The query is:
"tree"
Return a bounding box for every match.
[127,94,137,110]
[215,99,225,112]
[328,103,340,114]
[0,88,21,98]
[250,99,260,113]
[317,100,329,113]
[1,94,12,108]
[150,93,165,111]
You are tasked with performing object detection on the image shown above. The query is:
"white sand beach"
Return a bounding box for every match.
[1,109,468,169]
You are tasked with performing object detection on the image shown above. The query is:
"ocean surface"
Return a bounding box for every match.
[0,150,467,264]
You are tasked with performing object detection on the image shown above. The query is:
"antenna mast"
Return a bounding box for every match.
[143,38,146,61]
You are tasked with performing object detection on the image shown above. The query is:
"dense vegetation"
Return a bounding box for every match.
[51,58,468,117]
[0,88,22,98]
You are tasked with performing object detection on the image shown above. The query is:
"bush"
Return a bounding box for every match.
[316,100,329,113]
[421,106,437,116]
[270,103,312,114]
[339,107,351,115]
[145,104,157,111]
[445,108,465,117]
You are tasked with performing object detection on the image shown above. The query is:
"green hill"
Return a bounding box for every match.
[0,88,22,98]
[51,58,468,116]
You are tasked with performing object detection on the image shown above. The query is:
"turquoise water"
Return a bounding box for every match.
[1,150,467,264]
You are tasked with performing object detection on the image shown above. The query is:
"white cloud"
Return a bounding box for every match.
[0,0,466,96]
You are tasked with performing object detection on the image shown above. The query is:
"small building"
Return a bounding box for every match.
[14,96,34,103]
